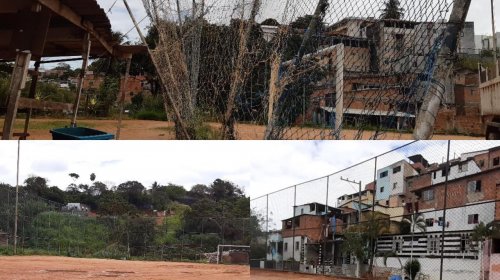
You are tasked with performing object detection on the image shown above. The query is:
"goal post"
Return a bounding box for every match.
[217,245,250,265]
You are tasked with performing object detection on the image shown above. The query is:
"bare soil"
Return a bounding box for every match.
[0,118,482,140]
[0,256,250,280]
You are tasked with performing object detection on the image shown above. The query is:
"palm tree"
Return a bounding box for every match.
[380,0,405,20]
[402,213,426,261]
[471,222,498,280]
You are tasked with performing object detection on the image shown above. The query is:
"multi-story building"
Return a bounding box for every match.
[375,159,418,207]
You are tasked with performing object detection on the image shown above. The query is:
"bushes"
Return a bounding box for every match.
[404,259,421,280]
[135,110,168,121]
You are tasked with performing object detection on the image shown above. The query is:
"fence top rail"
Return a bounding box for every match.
[251,140,419,201]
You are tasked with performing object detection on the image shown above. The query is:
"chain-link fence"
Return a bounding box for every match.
[250,140,500,280]
[0,186,251,263]
[139,0,473,140]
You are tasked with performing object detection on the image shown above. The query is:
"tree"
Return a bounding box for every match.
[471,222,499,280]
[69,173,80,181]
[402,213,426,261]
[24,176,49,196]
[380,0,404,20]
[90,173,96,182]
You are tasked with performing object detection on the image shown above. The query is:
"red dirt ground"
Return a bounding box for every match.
[0,118,482,140]
[0,256,250,280]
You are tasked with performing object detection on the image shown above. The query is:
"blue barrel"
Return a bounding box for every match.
[389,275,403,280]
[50,127,115,140]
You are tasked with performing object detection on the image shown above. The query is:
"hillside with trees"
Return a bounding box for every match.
[0,175,252,261]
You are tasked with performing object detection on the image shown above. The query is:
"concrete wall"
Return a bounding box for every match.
[374,256,480,280]
[282,236,305,262]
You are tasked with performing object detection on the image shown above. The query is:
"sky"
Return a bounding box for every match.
[0,140,499,230]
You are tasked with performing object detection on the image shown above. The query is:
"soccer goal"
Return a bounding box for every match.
[216,245,250,265]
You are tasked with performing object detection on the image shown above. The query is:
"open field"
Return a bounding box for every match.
[0,118,483,140]
[0,256,250,280]
[251,269,352,280]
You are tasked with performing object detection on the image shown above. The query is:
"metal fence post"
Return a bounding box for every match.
[439,140,452,280]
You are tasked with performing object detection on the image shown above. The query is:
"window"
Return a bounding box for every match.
[428,235,440,253]
[433,172,437,179]
[441,168,448,177]
[380,187,385,193]
[301,208,304,215]
[393,182,398,190]
[467,180,482,193]
[494,157,500,167]
[468,214,479,224]
[423,189,434,201]
[284,242,288,251]
[393,166,401,174]
[295,241,300,251]
[458,162,468,173]
[479,160,485,168]
[380,171,388,178]
[438,217,444,226]
[425,218,434,227]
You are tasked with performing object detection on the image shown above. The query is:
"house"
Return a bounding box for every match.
[281,203,344,268]
[374,146,500,280]
[63,203,90,216]
[266,231,283,262]
[375,159,418,207]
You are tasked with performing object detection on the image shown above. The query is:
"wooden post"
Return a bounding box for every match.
[2,51,31,140]
[21,60,41,139]
[116,54,132,140]
[71,33,91,127]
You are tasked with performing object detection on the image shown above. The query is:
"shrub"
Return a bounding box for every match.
[134,110,168,121]
[404,259,421,280]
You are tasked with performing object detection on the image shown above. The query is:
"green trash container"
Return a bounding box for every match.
[50,127,115,140]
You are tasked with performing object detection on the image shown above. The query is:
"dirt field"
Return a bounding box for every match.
[251,269,348,280]
[0,118,482,140]
[0,256,250,280]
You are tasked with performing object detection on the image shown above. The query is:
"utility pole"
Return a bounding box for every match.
[341,177,362,223]
[491,0,499,77]
[14,139,20,254]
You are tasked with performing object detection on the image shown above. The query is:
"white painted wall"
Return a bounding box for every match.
[374,256,480,280]
[431,160,481,185]
[282,236,305,262]
[420,202,495,232]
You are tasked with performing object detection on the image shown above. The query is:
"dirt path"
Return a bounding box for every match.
[0,118,482,140]
[0,256,249,280]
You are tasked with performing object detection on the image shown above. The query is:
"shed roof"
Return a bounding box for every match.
[0,0,144,60]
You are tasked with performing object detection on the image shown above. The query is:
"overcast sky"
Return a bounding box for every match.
[1,141,498,202]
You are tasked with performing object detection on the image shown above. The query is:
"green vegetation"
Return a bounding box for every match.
[0,176,252,261]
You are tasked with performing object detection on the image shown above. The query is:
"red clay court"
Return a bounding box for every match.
[0,256,250,280]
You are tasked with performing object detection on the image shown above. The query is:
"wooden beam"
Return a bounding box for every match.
[18,97,73,111]
[71,33,91,127]
[116,54,132,140]
[2,51,31,140]
[36,0,114,54]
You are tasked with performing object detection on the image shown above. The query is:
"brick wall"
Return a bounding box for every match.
[415,168,500,211]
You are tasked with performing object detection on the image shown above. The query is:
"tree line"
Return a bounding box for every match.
[0,175,254,260]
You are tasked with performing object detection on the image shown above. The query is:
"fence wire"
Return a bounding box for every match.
[140,0,472,140]
[250,140,500,280]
